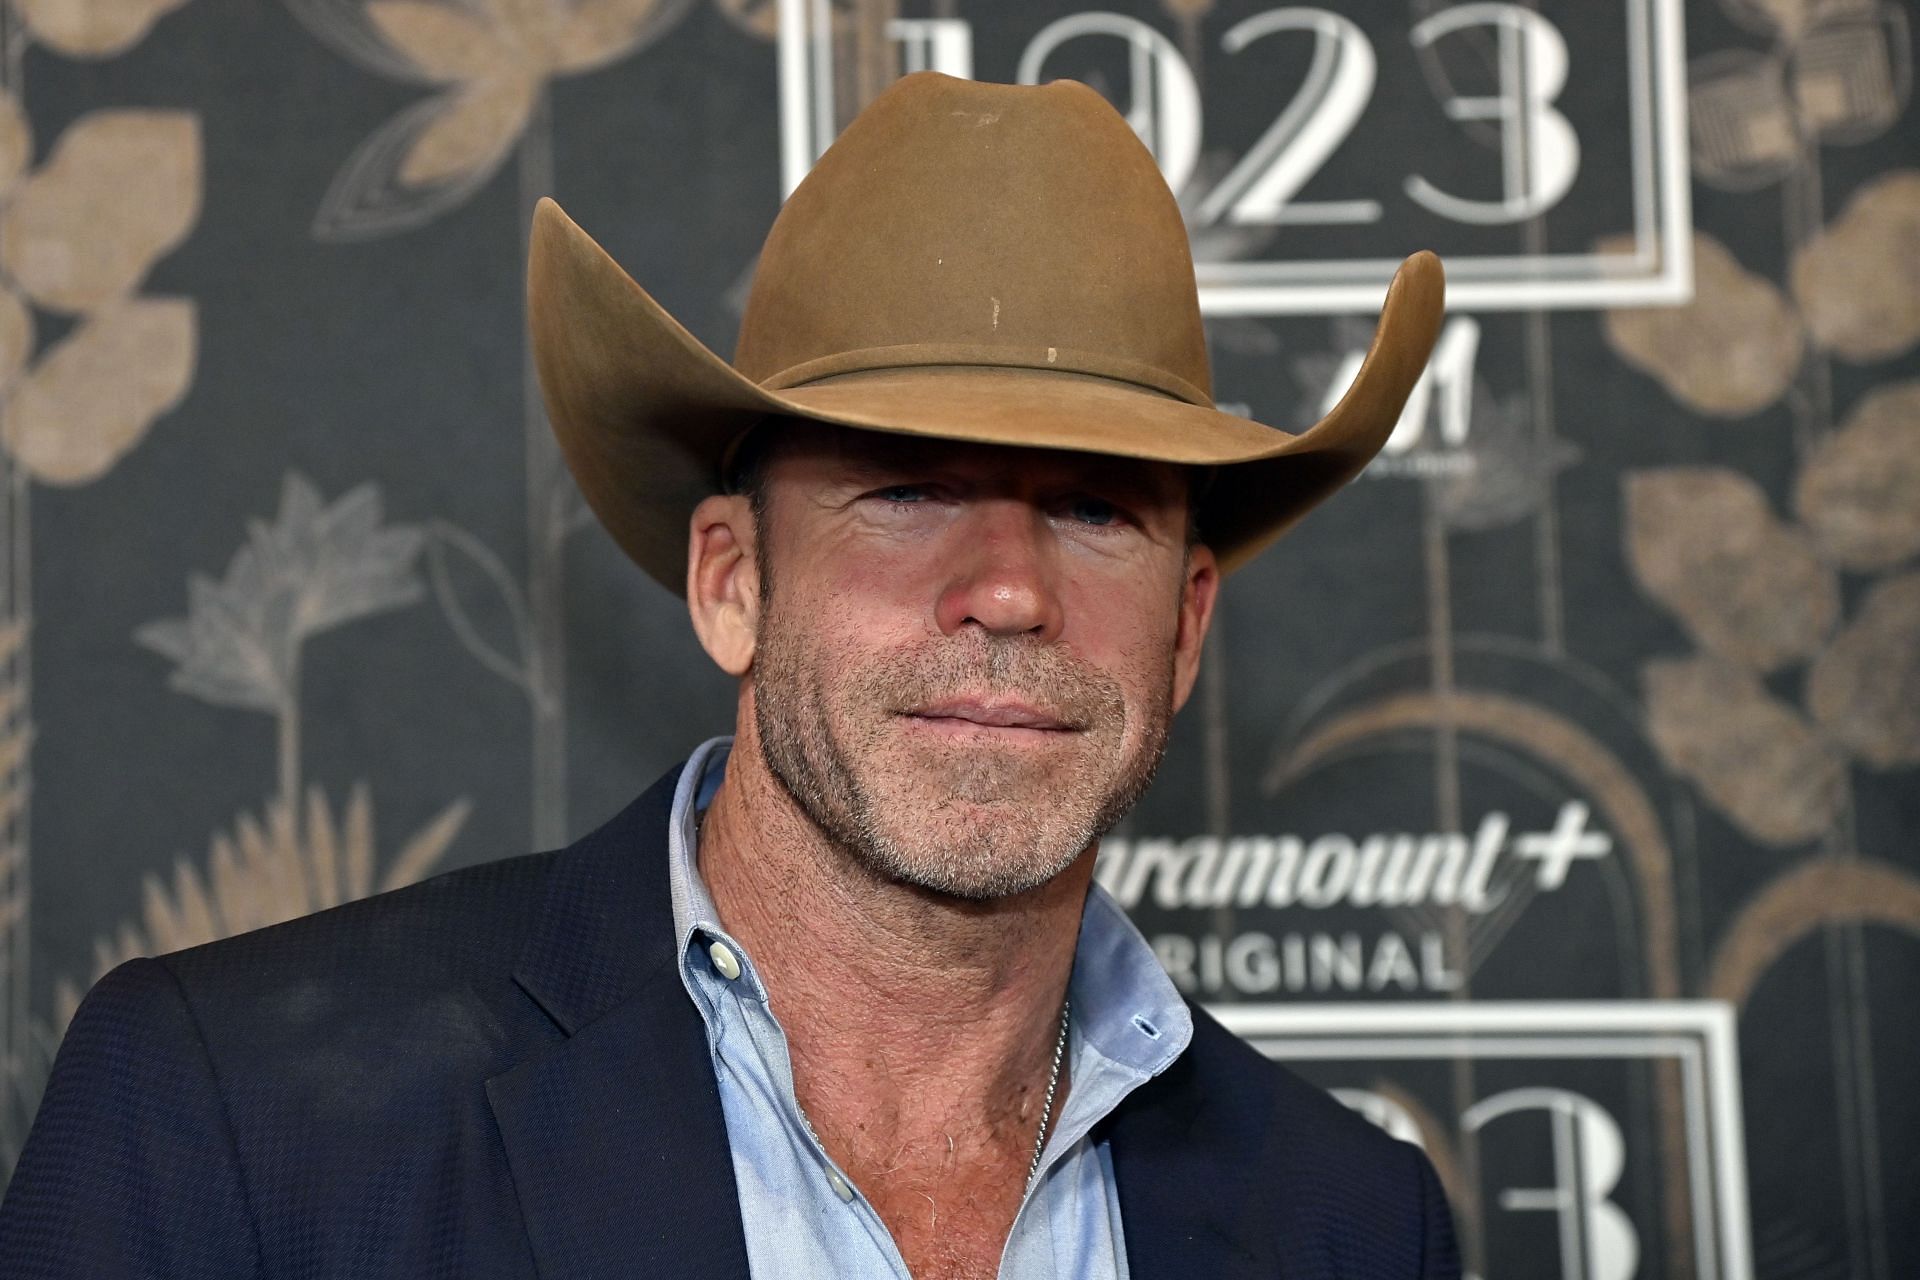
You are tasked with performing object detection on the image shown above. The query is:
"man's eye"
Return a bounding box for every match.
[1067,496,1124,526]
[874,485,930,503]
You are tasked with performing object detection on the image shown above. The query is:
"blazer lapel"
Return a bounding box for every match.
[1106,1037,1301,1280]
[485,767,1307,1280]
[486,771,752,1280]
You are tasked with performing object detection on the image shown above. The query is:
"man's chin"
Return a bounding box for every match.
[871,845,1082,903]
[862,767,1069,825]
[850,803,1094,902]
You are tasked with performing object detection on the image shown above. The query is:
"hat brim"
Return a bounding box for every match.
[528,197,1445,595]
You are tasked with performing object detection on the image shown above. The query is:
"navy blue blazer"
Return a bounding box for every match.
[0,767,1459,1278]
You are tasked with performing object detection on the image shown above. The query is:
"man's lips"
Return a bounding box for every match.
[898,699,1079,732]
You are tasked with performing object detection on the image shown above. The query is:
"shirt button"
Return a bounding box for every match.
[827,1171,855,1203]
[708,940,742,981]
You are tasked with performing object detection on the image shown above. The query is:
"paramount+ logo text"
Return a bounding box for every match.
[1096,801,1612,996]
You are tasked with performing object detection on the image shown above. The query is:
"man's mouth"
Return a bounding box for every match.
[899,698,1079,733]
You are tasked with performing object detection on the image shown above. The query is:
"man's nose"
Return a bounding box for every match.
[933,500,1065,641]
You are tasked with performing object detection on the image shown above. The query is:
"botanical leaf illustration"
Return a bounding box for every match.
[1793,380,1920,570]
[54,784,470,1031]
[367,0,517,80]
[1808,572,1920,768]
[399,77,538,186]
[311,92,521,240]
[285,0,447,82]
[1601,233,1803,416]
[426,519,531,690]
[1624,468,1839,673]
[136,474,426,711]
[299,0,696,237]
[1790,169,1920,362]
[1643,655,1846,846]
[14,0,194,58]
[381,794,473,889]
[0,290,33,392]
[0,110,201,314]
[136,576,284,713]
[551,0,697,74]
[271,475,427,632]
[0,297,195,485]
[0,94,30,199]
[363,0,689,80]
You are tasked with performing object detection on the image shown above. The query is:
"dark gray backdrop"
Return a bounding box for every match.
[1,1,1915,1276]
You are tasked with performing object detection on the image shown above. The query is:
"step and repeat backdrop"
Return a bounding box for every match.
[0,0,1914,1275]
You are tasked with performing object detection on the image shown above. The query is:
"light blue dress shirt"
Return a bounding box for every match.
[666,736,1194,1279]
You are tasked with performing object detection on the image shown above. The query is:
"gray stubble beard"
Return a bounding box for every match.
[751,603,1175,902]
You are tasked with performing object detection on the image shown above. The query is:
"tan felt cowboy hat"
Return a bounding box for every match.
[529,71,1445,595]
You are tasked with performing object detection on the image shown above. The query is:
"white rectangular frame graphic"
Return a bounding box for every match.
[775,0,1693,315]
[1210,1001,1753,1280]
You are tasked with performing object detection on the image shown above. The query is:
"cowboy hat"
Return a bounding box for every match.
[528,71,1444,595]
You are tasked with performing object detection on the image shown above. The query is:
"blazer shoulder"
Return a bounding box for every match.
[159,848,558,989]
[1184,998,1407,1159]
[135,850,565,1084]
[0,957,266,1277]
[1110,999,1461,1276]
[1180,1000,1461,1275]
[124,766,686,1088]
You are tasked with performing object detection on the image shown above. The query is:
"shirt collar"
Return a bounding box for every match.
[668,736,769,1004]
[665,734,1190,1074]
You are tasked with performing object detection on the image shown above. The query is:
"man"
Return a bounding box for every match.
[0,72,1453,1277]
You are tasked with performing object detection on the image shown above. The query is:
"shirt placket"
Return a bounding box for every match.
[700,931,917,1280]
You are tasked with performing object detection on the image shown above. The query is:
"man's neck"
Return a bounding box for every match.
[694,727,1088,1193]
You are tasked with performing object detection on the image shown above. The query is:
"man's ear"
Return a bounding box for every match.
[687,493,761,677]
[1169,543,1219,715]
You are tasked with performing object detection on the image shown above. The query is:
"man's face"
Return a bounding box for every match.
[739,427,1217,901]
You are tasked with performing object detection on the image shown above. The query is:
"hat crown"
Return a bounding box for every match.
[734,73,1212,404]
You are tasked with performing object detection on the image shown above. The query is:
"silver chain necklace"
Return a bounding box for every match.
[799,996,1072,1197]
[1024,996,1072,1192]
